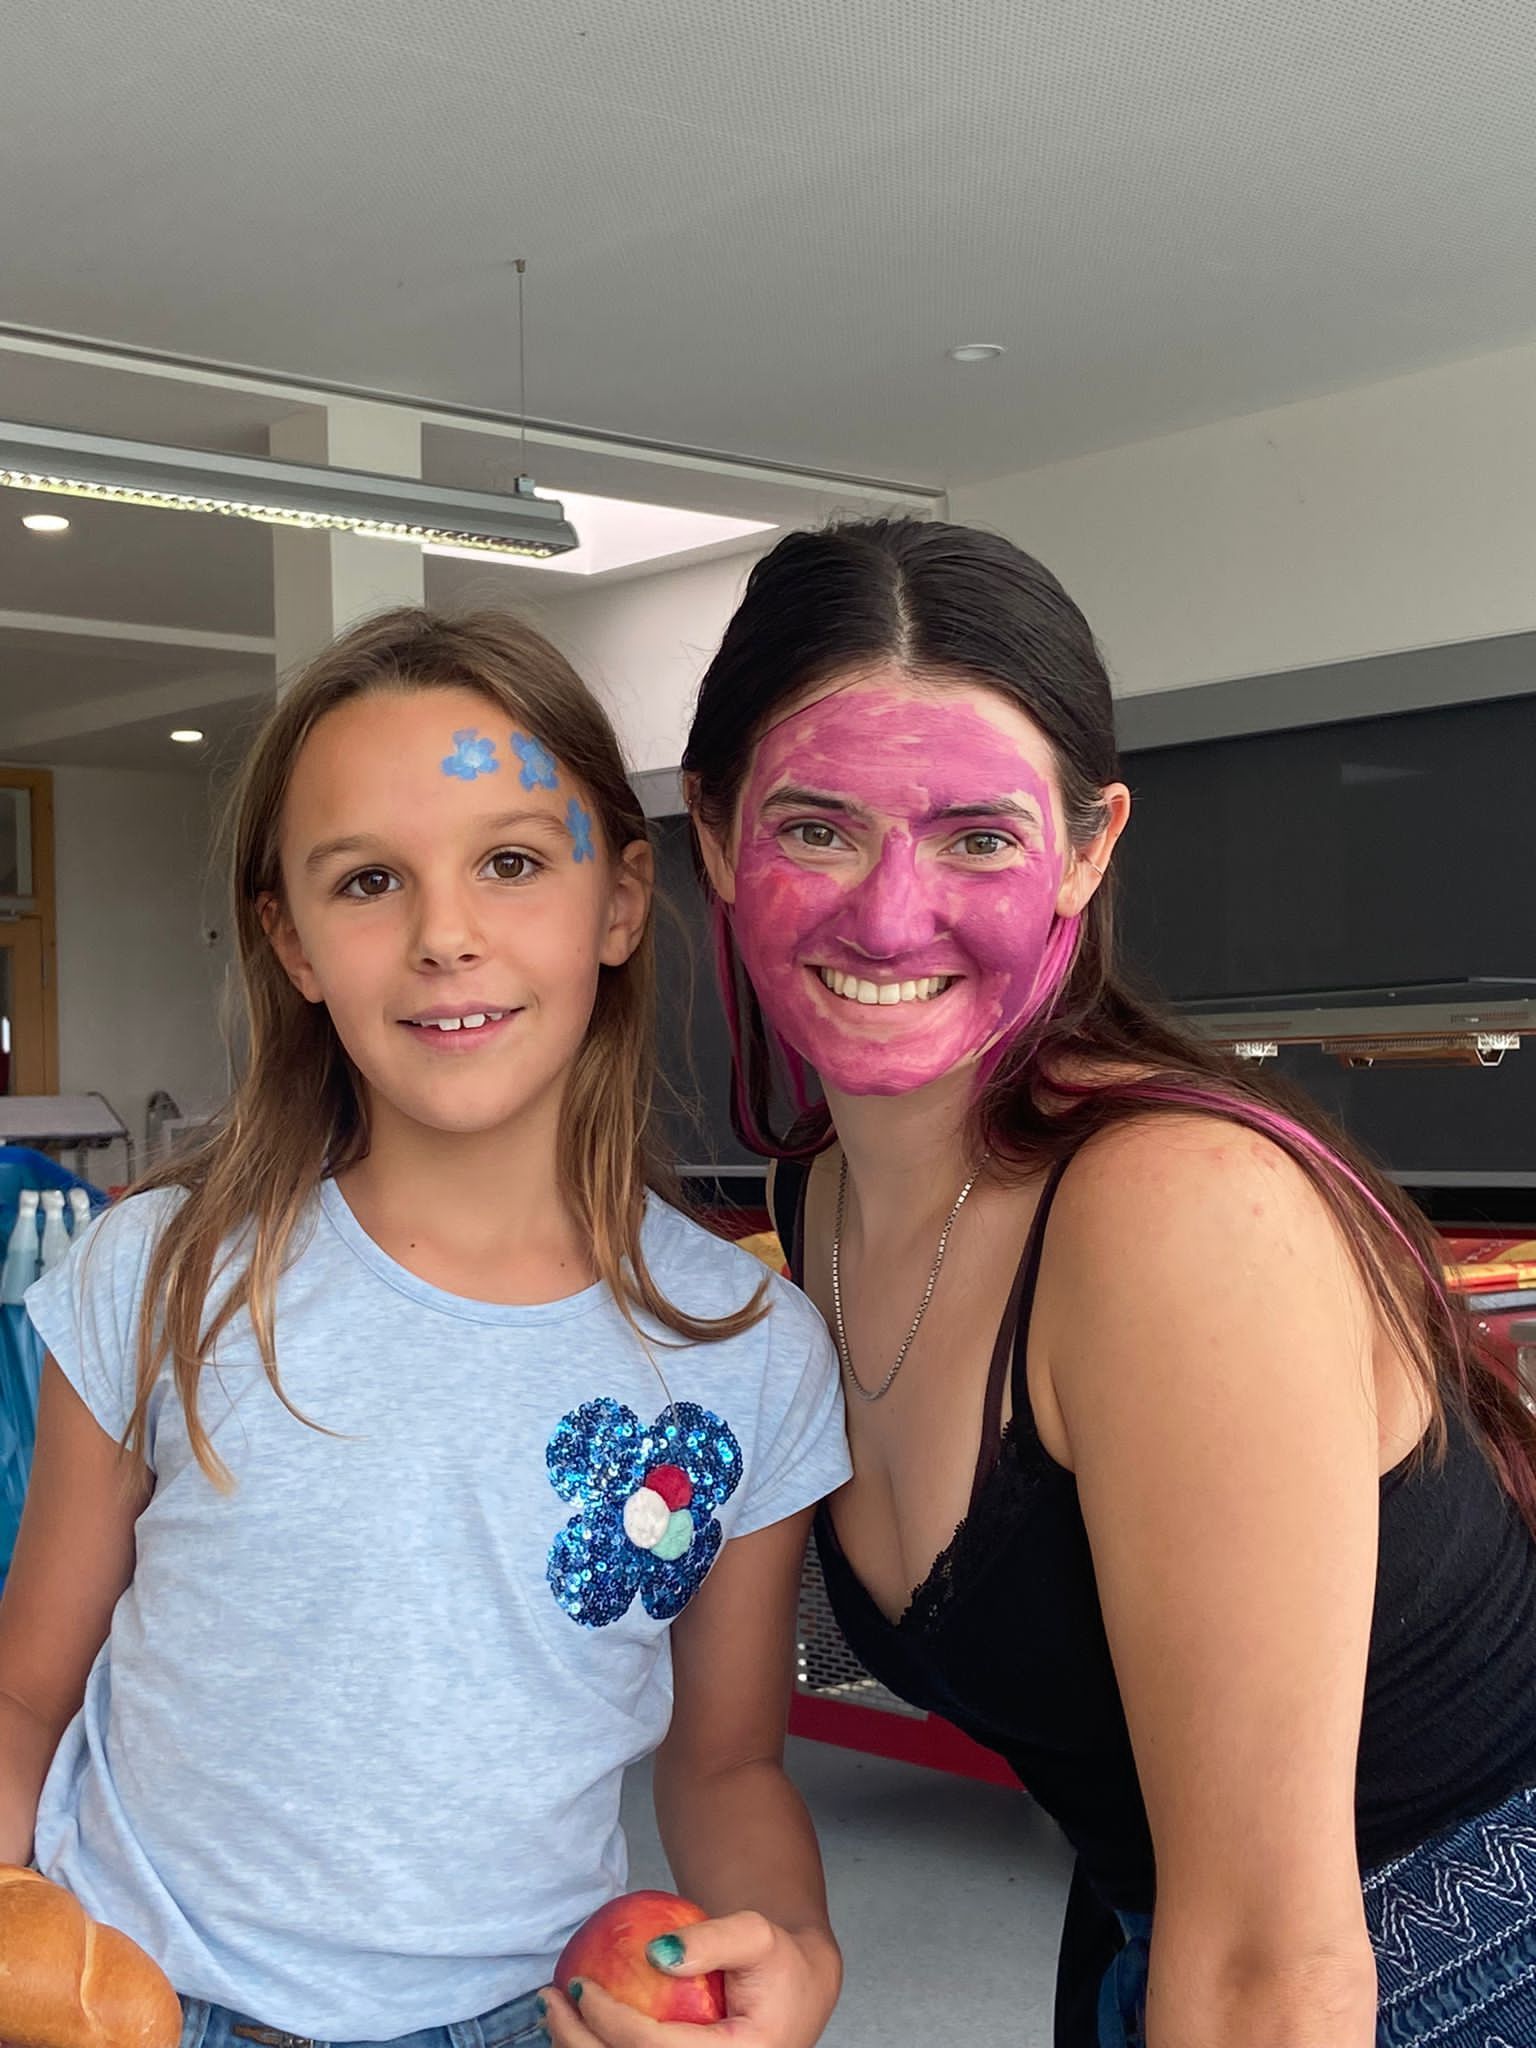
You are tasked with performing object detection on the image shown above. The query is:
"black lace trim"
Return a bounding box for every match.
[900,1415,1069,1637]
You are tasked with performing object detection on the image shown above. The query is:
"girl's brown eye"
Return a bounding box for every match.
[487,851,537,882]
[343,868,397,898]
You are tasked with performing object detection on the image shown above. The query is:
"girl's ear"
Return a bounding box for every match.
[259,893,324,1003]
[600,840,654,967]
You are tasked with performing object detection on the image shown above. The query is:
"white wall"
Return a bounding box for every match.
[497,337,1536,772]
[540,550,769,774]
[950,337,1536,695]
[51,765,230,1163]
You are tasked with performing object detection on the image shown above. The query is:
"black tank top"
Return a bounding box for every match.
[775,1151,1536,1914]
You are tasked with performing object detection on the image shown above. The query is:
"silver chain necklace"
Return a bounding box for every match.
[830,1152,989,1403]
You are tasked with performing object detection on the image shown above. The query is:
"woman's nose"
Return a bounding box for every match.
[839,838,939,960]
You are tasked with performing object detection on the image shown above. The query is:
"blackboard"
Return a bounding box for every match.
[651,815,764,1174]
[1117,692,1536,1179]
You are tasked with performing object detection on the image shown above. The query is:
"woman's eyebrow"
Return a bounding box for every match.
[926,797,1042,825]
[759,784,875,822]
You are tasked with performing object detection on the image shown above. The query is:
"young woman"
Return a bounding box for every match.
[684,517,1536,2048]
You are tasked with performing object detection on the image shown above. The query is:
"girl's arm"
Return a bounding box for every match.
[0,1362,149,1865]
[543,1508,839,2048]
[1041,1118,1382,2048]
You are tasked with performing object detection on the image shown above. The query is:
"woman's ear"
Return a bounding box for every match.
[1056,783,1132,918]
[689,801,738,907]
[259,893,323,1003]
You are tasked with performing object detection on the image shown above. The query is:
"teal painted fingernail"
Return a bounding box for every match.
[534,1995,548,2019]
[567,1979,585,2004]
[647,1933,686,1970]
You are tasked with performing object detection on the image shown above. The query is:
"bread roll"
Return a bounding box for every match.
[0,1867,181,2048]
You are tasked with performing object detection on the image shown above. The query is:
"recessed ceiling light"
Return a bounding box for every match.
[947,343,1005,364]
[22,512,70,533]
[170,729,205,745]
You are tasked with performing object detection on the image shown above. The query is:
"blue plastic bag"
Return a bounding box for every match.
[0,1147,108,1591]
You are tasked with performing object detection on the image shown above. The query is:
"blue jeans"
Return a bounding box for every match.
[178,1989,547,2048]
[1097,1784,1536,2047]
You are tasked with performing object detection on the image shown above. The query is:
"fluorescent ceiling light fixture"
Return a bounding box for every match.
[0,419,579,560]
[425,488,773,576]
[170,729,205,744]
[22,511,70,533]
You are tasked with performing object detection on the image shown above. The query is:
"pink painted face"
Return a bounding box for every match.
[728,675,1068,1097]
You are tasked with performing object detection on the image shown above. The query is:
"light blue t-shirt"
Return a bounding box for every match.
[26,1182,848,2039]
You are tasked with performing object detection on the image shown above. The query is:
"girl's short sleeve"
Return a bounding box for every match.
[25,1189,182,1449]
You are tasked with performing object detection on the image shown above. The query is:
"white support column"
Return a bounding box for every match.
[269,402,425,687]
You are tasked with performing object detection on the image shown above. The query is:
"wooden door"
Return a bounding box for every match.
[0,917,48,1094]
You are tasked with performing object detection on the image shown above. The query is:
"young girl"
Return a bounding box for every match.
[683,518,1536,2048]
[0,610,849,2048]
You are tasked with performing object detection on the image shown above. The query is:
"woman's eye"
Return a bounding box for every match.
[485,849,538,881]
[342,868,398,899]
[784,820,846,852]
[954,830,1015,859]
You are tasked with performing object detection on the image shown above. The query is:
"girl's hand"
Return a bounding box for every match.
[540,1909,840,2048]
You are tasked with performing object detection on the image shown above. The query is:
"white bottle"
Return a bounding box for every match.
[39,1190,71,1273]
[1,1190,40,1303]
[67,1187,93,1238]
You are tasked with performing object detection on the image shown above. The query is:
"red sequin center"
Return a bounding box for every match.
[645,1463,693,1510]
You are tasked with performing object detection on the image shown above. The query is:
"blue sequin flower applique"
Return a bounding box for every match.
[567,797,595,863]
[441,729,500,781]
[546,1398,743,1628]
[512,731,559,790]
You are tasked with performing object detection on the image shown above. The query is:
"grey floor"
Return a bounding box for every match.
[621,1736,1074,2046]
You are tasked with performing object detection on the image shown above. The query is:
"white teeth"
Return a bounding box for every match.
[417,1010,505,1031]
[816,968,953,1005]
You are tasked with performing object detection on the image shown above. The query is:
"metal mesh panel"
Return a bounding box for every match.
[795,1545,925,1721]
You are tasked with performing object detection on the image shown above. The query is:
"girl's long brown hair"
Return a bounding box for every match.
[126,607,765,1486]
[683,518,1536,1535]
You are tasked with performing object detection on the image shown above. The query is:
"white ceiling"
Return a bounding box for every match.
[3,0,1536,771]
[0,497,275,636]
[6,0,1536,482]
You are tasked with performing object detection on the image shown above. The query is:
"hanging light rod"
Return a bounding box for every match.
[0,416,579,558]
[0,322,943,508]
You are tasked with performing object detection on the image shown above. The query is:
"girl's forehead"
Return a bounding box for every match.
[281,687,574,844]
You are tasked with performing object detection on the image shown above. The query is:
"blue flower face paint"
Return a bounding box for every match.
[567,797,595,863]
[512,732,559,791]
[441,730,500,781]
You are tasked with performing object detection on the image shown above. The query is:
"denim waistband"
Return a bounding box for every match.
[177,1985,547,2048]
